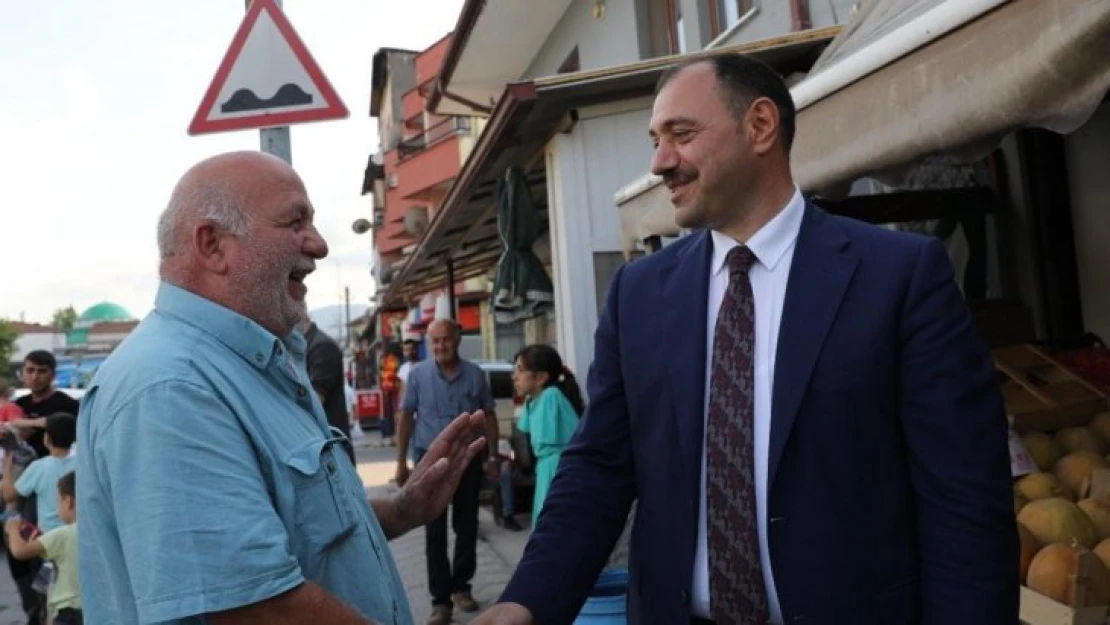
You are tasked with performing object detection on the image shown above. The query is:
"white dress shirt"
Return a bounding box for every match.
[691,188,805,623]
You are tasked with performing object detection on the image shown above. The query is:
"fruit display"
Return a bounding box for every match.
[1014,409,1110,621]
[1056,451,1110,498]
[1027,542,1110,606]
[1017,472,1072,501]
[1023,432,1065,472]
[1018,498,1098,548]
[999,345,1110,622]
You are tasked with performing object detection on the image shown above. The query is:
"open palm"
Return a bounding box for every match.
[396,410,487,526]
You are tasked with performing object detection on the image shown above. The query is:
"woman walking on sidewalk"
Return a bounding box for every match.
[512,345,582,528]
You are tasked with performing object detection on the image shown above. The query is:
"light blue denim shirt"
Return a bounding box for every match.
[76,282,413,624]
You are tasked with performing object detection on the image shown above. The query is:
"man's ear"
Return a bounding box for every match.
[745,97,782,157]
[193,222,230,274]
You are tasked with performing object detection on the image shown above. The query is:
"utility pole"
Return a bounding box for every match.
[344,286,351,348]
[245,0,292,164]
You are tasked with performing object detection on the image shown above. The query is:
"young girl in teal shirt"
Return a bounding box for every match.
[512,345,584,528]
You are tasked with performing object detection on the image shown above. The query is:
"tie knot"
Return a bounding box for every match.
[726,246,757,276]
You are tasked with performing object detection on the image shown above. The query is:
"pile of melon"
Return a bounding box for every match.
[1015,412,1110,606]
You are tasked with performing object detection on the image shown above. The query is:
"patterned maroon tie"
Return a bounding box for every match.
[706,245,769,625]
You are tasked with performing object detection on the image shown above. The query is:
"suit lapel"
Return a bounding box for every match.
[769,204,858,486]
[662,231,712,501]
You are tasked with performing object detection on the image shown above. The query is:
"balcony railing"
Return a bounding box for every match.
[397,117,472,159]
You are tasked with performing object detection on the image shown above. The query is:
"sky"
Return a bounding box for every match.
[0,0,463,324]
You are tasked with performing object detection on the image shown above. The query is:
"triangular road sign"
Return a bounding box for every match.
[188,0,349,136]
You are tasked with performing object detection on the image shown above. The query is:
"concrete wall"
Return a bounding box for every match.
[547,100,656,384]
[525,0,643,78]
[1066,100,1110,341]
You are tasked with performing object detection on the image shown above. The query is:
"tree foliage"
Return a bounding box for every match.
[52,306,79,333]
[0,320,20,381]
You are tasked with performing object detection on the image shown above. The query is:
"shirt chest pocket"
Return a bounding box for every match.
[283,439,358,555]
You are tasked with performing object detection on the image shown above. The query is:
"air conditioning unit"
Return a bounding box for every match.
[387,173,399,189]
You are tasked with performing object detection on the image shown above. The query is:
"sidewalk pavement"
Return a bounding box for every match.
[371,481,634,625]
[0,559,24,625]
[369,482,536,625]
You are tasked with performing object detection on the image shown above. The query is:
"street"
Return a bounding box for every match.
[356,435,531,624]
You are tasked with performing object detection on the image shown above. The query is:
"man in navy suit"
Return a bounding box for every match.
[475,55,1017,625]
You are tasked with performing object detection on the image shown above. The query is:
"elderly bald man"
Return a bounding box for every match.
[76,151,488,625]
[396,318,500,625]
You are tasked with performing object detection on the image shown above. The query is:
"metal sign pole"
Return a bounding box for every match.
[246,0,292,164]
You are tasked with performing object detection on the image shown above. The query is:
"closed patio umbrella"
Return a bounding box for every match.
[492,166,554,324]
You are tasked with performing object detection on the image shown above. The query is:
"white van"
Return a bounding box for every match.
[472,360,522,440]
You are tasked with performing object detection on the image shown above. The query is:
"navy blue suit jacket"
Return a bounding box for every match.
[500,204,1018,624]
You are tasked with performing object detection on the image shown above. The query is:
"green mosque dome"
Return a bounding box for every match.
[67,301,135,347]
[77,302,134,325]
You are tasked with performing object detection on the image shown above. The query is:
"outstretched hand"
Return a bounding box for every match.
[393,410,487,530]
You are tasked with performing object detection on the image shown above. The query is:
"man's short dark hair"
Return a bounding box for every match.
[403,339,418,347]
[24,350,57,372]
[45,413,76,449]
[656,53,797,151]
[57,471,75,499]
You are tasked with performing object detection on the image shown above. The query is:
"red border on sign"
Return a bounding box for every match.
[187,0,349,136]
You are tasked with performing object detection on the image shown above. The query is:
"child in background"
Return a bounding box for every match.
[0,379,25,423]
[3,414,76,532]
[6,470,81,625]
[511,345,583,528]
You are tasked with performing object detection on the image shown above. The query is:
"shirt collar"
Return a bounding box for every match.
[710,186,805,278]
[154,281,299,369]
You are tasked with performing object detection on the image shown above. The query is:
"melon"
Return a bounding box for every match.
[1057,427,1107,455]
[1024,432,1065,472]
[1055,451,1110,498]
[1017,472,1071,502]
[1016,492,1030,515]
[1090,412,1110,447]
[1018,498,1099,548]
[1079,499,1110,540]
[1027,542,1110,606]
[1096,539,1110,571]
[1019,523,1040,583]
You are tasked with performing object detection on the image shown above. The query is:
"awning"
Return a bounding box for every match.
[427,0,575,116]
[380,27,840,305]
[615,0,1110,249]
[793,0,1110,195]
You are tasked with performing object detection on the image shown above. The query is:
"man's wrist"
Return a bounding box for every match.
[390,487,418,534]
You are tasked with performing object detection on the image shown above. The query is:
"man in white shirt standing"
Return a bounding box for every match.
[392,339,420,448]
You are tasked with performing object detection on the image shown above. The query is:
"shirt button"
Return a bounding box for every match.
[327,461,336,474]
[297,386,306,397]
[254,353,263,362]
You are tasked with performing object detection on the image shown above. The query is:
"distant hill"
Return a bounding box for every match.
[309,304,369,342]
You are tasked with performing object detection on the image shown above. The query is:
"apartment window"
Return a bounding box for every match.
[646,0,679,57]
[711,0,755,37]
[676,7,688,53]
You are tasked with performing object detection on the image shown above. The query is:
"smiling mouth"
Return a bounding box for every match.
[289,266,314,283]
